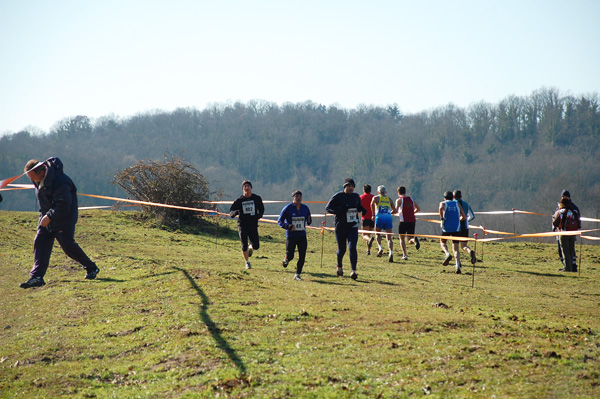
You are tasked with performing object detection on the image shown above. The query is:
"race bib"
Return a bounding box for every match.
[292,217,305,231]
[346,208,358,224]
[242,200,255,216]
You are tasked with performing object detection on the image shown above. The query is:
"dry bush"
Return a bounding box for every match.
[114,156,210,226]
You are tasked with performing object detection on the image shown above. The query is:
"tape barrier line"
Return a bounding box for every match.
[581,216,600,223]
[4,187,599,241]
[0,175,25,189]
[79,193,219,213]
[0,161,46,189]
[0,186,34,192]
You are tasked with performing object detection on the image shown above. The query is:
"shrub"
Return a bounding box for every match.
[113,156,210,226]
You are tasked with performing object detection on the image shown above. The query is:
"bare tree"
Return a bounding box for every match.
[113,156,210,226]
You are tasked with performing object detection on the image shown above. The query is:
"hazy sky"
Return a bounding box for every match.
[1,0,599,135]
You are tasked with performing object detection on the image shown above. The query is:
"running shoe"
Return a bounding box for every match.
[470,250,477,265]
[455,265,462,274]
[294,274,303,281]
[443,254,453,266]
[388,252,394,263]
[350,271,358,280]
[402,255,408,261]
[414,237,420,251]
[19,276,46,289]
[245,261,252,269]
[368,236,375,248]
[85,266,100,280]
[248,245,253,257]
[336,267,343,277]
[282,258,289,268]
[377,249,384,257]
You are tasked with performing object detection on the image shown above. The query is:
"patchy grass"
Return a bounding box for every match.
[1,210,599,398]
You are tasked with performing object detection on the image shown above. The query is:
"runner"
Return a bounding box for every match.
[229,180,264,270]
[371,185,397,262]
[277,190,312,281]
[325,178,367,280]
[360,184,375,255]
[453,190,476,265]
[394,186,421,261]
[439,190,466,274]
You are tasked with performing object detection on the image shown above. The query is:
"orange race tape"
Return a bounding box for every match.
[3,186,599,241]
[0,175,25,189]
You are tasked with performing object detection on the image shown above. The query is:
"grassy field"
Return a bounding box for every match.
[1,210,599,398]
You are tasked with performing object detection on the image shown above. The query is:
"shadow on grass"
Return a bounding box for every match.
[396,272,432,283]
[508,269,578,278]
[173,266,247,377]
[65,277,127,283]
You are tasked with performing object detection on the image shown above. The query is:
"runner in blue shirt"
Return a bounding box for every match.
[278,190,312,281]
[439,190,466,274]
[453,190,477,265]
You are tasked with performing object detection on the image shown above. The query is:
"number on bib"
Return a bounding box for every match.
[292,217,305,231]
[346,208,358,224]
[242,200,255,216]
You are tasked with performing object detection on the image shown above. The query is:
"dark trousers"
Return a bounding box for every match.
[285,235,308,274]
[31,225,96,278]
[335,227,359,271]
[559,235,577,272]
[238,224,260,251]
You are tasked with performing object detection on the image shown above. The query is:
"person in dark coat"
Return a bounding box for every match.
[229,180,265,270]
[20,158,99,288]
[325,178,367,280]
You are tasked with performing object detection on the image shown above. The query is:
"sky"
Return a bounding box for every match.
[1,0,599,135]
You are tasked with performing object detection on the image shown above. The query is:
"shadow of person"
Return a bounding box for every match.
[173,266,247,376]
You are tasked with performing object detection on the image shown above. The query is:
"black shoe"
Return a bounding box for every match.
[282,258,289,268]
[414,237,420,251]
[20,276,46,289]
[368,236,374,249]
[350,271,358,280]
[248,246,253,257]
[470,250,477,265]
[85,266,100,280]
[336,267,343,277]
[443,254,452,266]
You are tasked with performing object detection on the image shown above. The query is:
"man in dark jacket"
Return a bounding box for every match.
[554,190,581,270]
[20,158,99,288]
[229,180,265,270]
[325,178,367,280]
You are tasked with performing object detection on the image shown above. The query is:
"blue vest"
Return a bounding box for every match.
[442,200,461,233]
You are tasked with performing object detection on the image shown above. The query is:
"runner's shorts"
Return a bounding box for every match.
[375,214,393,230]
[398,222,416,235]
[362,219,374,228]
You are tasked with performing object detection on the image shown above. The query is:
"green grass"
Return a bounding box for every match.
[1,210,599,398]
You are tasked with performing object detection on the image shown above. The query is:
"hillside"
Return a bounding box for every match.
[1,210,599,397]
[1,87,599,235]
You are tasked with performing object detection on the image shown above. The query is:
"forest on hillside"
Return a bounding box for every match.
[1,87,599,235]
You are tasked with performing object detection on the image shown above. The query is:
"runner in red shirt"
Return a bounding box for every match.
[360,184,375,255]
[394,186,421,261]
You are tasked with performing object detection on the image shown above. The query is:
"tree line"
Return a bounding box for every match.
[1,87,598,235]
